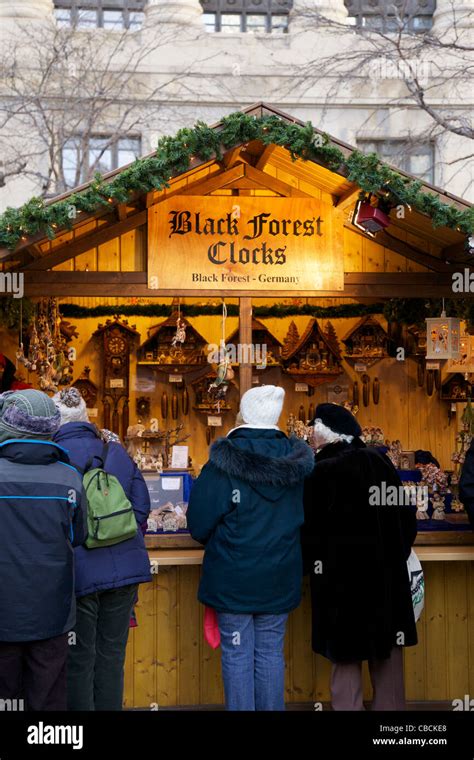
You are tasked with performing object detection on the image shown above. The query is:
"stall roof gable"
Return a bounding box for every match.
[3,102,471,272]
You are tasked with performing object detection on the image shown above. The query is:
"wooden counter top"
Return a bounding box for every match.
[148,545,474,566]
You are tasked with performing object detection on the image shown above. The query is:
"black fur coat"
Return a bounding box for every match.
[302,439,418,663]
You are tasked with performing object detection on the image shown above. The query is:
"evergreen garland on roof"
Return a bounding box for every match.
[0,112,472,251]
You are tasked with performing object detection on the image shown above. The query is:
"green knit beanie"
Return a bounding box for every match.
[0,390,61,443]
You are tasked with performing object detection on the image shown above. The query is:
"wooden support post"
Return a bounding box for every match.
[239,297,252,399]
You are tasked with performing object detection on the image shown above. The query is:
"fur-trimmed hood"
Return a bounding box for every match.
[210,431,315,488]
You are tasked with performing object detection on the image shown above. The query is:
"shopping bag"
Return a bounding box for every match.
[204,606,221,649]
[407,549,425,622]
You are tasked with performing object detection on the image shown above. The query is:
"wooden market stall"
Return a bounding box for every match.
[1,103,473,708]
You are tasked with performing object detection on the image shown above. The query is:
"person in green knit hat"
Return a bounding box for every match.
[0,389,87,710]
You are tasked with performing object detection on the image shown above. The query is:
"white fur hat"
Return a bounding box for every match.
[53,387,89,425]
[240,385,285,427]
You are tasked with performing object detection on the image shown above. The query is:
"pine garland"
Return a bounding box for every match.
[58,301,384,320]
[2,296,474,330]
[0,112,472,251]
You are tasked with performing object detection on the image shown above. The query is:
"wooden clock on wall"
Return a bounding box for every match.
[93,316,140,438]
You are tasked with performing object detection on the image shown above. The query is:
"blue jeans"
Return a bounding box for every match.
[217,612,288,711]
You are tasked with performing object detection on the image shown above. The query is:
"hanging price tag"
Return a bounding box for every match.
[426,362,440,370]
[169,374,183,383]
[354,363,367,373]
[207,416,223,427]
[295,383,309,392]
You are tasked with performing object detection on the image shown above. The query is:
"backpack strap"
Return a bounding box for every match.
[72,451,105,476]
[102,442,110,470]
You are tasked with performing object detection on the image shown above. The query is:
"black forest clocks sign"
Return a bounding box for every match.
[148,197,343,293]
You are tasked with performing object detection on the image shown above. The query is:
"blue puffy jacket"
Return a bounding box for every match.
[187,427,315,614]
[0,439,87,641]
[53,422,152,598]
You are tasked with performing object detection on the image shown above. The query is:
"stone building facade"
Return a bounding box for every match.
[0,0,472,210]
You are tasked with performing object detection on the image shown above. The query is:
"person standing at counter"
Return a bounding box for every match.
[53,387,152,711]
[458,439,474,529]
[187,385,315,711]
[302,403,418,711]
[0,389,87,710]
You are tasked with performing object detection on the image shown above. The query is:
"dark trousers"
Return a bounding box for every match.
[67,584,138,711]
[331,646,406,711]
[0,634,68,711]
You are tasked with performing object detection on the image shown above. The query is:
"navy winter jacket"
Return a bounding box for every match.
[459,439,474,529]
[53,422,152,598]
[187,427,315,614]
[0,439,87,642]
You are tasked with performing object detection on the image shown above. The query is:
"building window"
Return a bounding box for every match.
[62,135,141,188]
[345,0,435,33]
[54,1,146,30]
[200,0,292,33]
[357,139,435,184]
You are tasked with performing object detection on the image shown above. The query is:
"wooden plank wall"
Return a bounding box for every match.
[123,562,474,708]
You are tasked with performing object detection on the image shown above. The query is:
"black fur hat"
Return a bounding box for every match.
[311,403,362,438]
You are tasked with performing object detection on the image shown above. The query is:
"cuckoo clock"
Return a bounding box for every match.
[72,366,98,409]
[441,373,473,403]
[192,371,235,414]
[342,316,389,368]
[406,324,428,387]
[281,319,343,387]
[137,311,207,376]
[225,318,282,371]
[93,317,140,439]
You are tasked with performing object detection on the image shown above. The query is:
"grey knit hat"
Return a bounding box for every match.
[53,387,89,425]
[0,389,61,443]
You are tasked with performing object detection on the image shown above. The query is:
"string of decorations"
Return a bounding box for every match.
[0,112,472,251]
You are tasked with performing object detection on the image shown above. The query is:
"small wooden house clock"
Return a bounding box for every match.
[342,316,389,368]
[281,319,343,387]
[93,316,140,437]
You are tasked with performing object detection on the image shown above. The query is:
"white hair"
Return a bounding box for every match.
[313,418,354,448]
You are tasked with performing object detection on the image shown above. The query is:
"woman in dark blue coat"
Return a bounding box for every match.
[53,387,151,711]
[187,385,314,711]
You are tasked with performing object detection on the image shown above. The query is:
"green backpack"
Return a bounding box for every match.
[80,443,138,549]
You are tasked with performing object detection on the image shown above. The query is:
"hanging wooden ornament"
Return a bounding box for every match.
[103,400,111,430]
[161,392,168,419]
[171,392,178,420]
[362,374,370,407]
[206,427,211,445]
[182,387,189,415]
[298,405,306,422]
[112,403,120,435]
[353,380,359,406]
[308,403,315,421]
[434,368,442,391]
[417,361,425,387]
[372,377,380,405]
[122,399,129,440]
[426,370,434,397]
